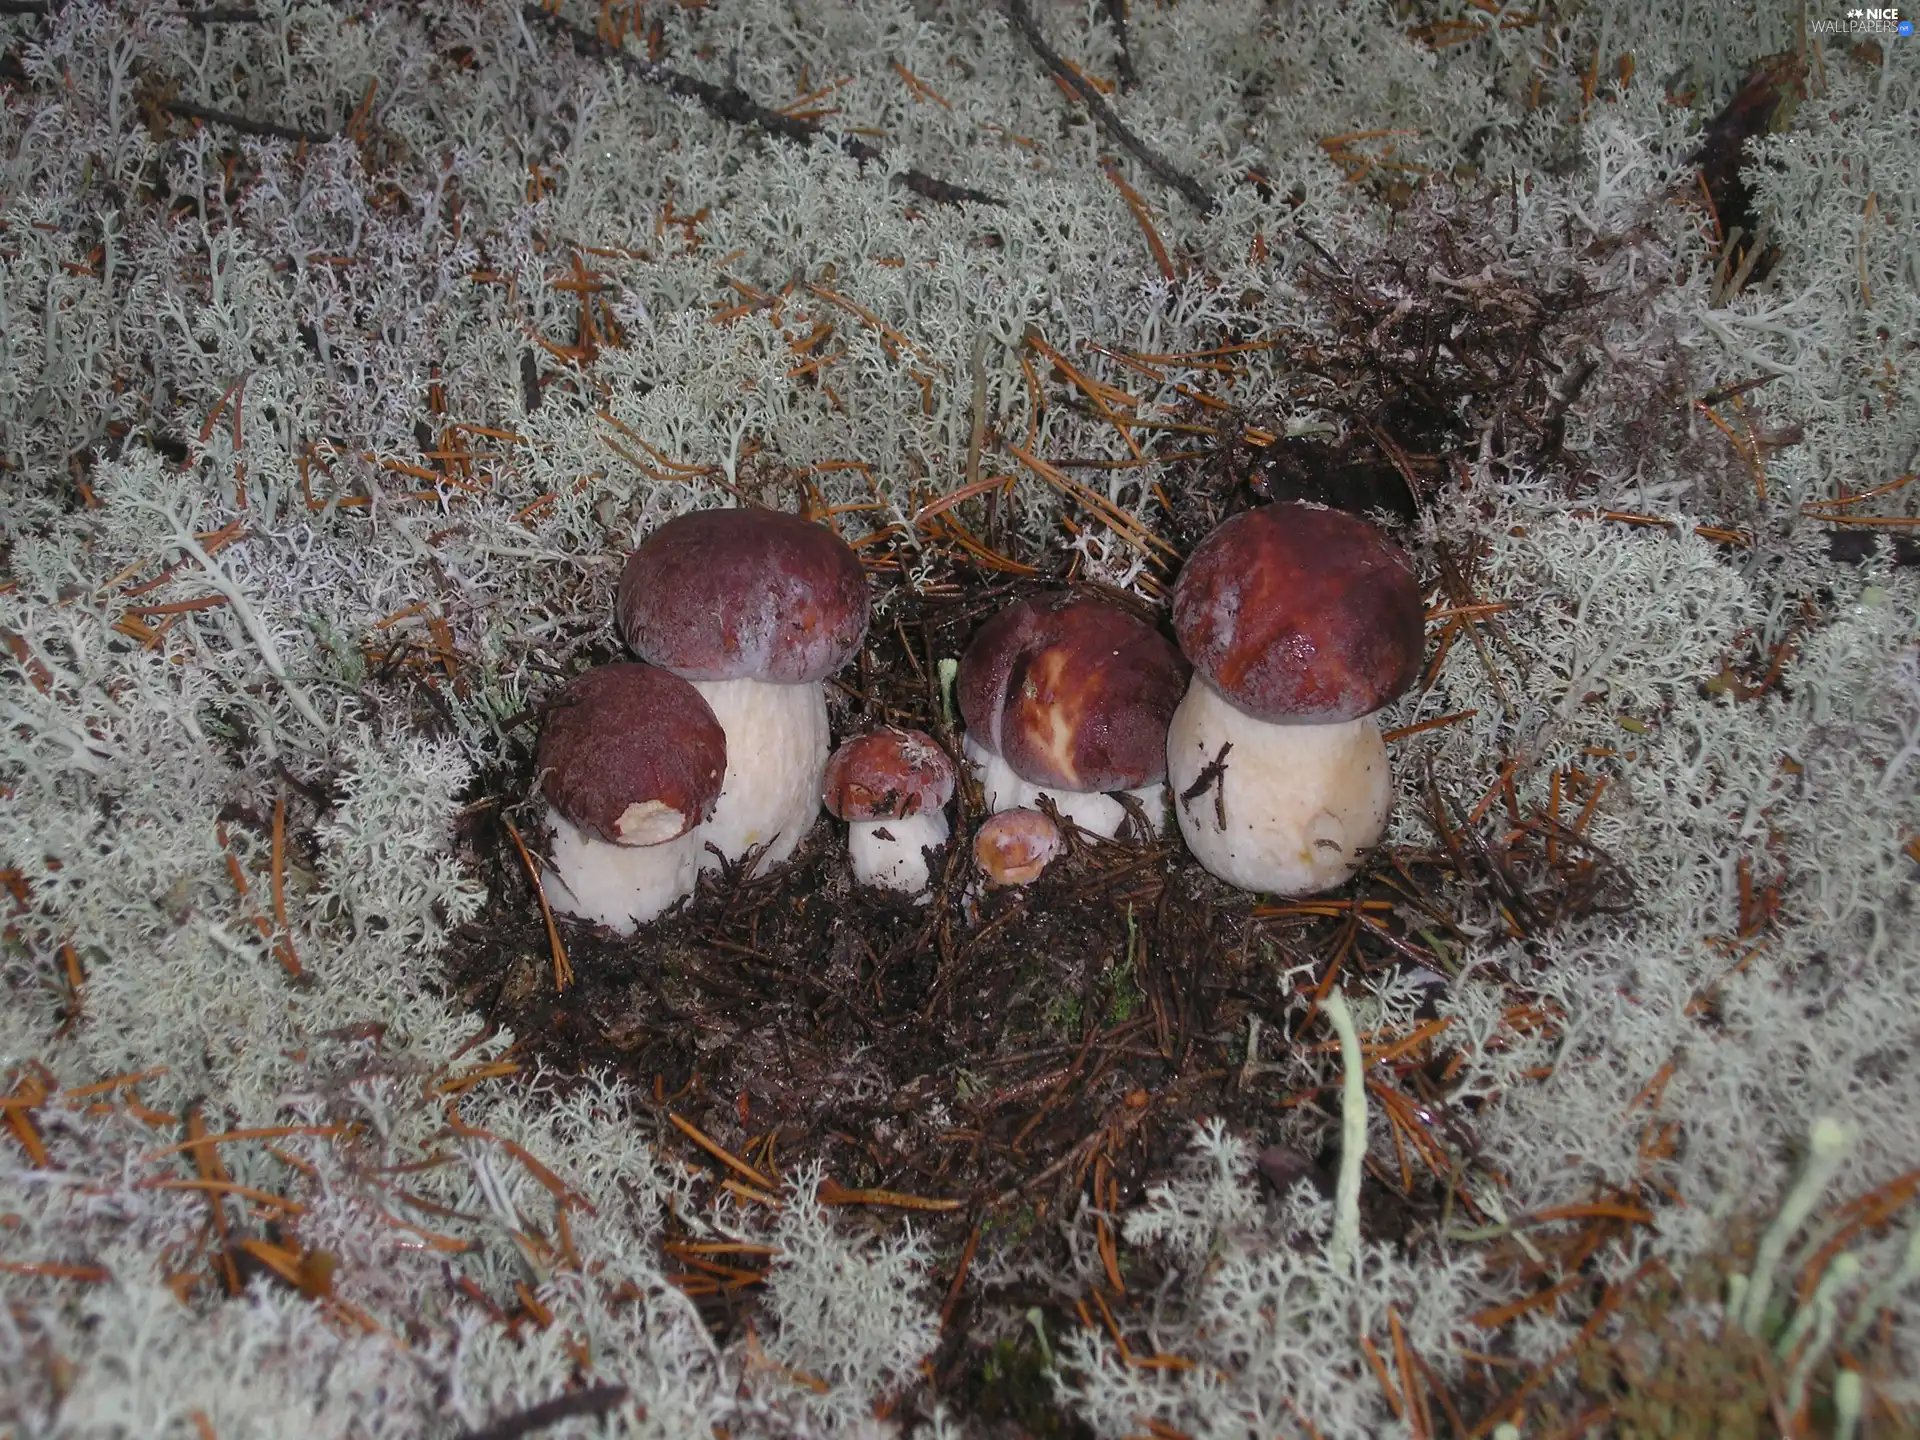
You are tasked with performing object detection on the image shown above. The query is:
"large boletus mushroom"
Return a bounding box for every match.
[956,593,1188,838]
[536,662,727,934]
[618,507,870,874]
[1167,502,1424,896]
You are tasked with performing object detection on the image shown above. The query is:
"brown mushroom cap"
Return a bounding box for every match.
[537,663,726,846]
[956,593,1188,792]
[974,808,1063,886]
[823,728,956,821]
[1171,503,1424,725]
[618,508,871,683]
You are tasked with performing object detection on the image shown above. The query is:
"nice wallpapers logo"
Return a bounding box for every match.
[1818,7,1913,34]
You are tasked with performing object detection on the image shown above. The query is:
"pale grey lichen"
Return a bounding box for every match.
[3,0,1917,1434]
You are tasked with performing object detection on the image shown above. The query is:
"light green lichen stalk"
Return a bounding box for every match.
[1732,1116,1855,1335]
[1322,989,1367,1281]
[1842,1226,1920,1351]
[938,656,960,730]
[1782,1251,1860,1415]
[1833,1368,1865,1440]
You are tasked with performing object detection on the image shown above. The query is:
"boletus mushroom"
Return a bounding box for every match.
[1167,502,1424,896]
[973,807,1064,887]
[822,727,956,897]
[618,507,870,874]
[536,662,726,934]
[956,593,1188,838]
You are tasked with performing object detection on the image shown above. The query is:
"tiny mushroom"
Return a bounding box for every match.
[618,507,870,874]
[822,727,957,897]
[956,593,1188,838]
[1167,501,1424,896]
[974,808,1063,887]
[536,662,727,934]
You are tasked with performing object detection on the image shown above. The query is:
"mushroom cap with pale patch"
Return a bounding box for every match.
[537,663,726,846]
[823,727,957,821]
[973,808,1063,886]
[1171,502,1424,724]
[618,507,871,683]
[956,593,1188,793]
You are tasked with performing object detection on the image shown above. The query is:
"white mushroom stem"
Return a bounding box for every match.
[689,677,830,874]
[848,810,950,897]
[1165,679,1391,896]
[962,734,1166,839]
[540,805,703,936]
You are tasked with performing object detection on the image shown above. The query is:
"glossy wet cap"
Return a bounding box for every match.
[956,593,1188,792]
[973,808,1063,886]
[618,508,871,683]
[537,663,726,846]
[823,728,957,821]
[1171,502,1424,724]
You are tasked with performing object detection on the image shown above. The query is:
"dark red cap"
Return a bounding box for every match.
[618,508,871,683]
[823,728,956,821]
[1172,503,1423,724]
[537,663,726,845]
[956,594,1188,792]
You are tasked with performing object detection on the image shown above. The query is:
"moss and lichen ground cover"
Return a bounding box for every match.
[3,1,1917,1436]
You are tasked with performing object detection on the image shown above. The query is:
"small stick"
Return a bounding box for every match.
[455,1384,629,1440]
[527,8,999,208]
[1100,0,1137,90]
[163,99,335,145]
[1002,0,1215,214]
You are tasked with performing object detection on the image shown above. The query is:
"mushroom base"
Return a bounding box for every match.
[540,804,702,936]
[848,810,949,897]
[963,734,1166,839]
[690,677,830,874]
[1166,681,1391,896]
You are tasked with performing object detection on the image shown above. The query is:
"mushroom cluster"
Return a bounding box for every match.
[532,492,1425,941]
[535,505,878,934]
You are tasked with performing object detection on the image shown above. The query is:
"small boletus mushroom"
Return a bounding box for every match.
[618,507,870,874]
[1167,502,1423,896]
[956,593,1188,838]
[822,727,956,897]
[973,807,1063,886]
[536,662,727,934]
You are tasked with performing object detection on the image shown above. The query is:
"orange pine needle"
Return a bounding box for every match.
[1382,710,1479,743]
[501,817,572,992]
[817,1178,962,1211]
[1102,166,1175,281]
[0,1259,112,1282]
[668,1111,779,1191]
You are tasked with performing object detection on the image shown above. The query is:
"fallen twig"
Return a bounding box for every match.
[456,1383,629,1440]
[526,8,1000,208]
[1002,0,1214,214]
